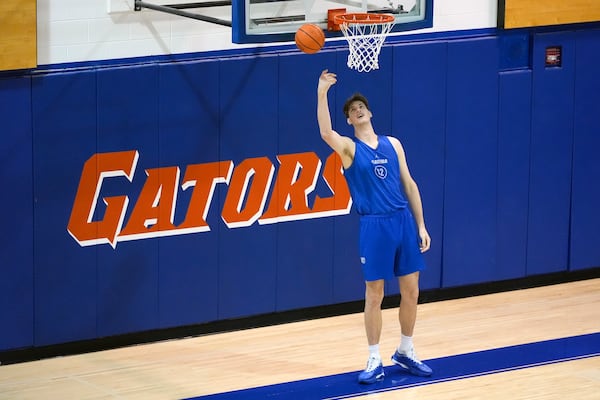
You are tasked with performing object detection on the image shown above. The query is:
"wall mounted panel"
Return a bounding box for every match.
[443,37,499,287]
[0,77,34,350]
[570,29,600,270]
[217,55,279,319]
[157,60,222,327]
[96,65,160,336]
[32,71,98,346]
[392,40,447,291]
[527,32,575,275]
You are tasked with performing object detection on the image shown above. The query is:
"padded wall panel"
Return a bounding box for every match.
[332,212,363,303]
[393,41,447,291]
[157,60,221,327]
[499,32,530,71]
[217,56,279,319]
[527,32,575,275]
[497,71,532,280]
[275,51,338,310]
[31,71,98,346]
[443,37,499,287]
[570,29,600,270]
[0,77,34,350]
[96,65,160,336]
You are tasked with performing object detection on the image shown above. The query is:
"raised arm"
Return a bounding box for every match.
[317,70,354,168]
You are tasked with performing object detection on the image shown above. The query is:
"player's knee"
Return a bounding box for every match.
[365,282,384,306]
[400,285,419,304]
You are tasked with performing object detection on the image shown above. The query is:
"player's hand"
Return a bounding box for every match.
[318,69,337,92]
[419,227,431,253]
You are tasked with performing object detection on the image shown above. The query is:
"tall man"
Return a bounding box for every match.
[316,70,433,384]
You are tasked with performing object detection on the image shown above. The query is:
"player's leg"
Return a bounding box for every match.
[364,279,385,346]
[398,271,419,338]
[358,280,386,384]
[391,271,432,376]
[357,215,394,384]
[389,209,432,376]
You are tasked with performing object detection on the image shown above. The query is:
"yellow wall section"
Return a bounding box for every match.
[503,0,600,28]
[0,0,37,71]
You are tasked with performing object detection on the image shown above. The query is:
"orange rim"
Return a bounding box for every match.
[333,13,395,24]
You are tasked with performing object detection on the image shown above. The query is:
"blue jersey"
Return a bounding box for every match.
[343,135,408,215]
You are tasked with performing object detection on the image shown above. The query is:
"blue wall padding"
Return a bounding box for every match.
[392,41,447,291]
[216,56,280,319]
[443,37,499,287]
[332,213,364,303]
[570,29,600,271]
[527,32,575,275]
[95,65,160,337]
[499,32,530,71]
[156,60,221,328]
[0,76,34,351]
[2,27,600,351]
[276,52,337,310]
[497,70,532,281]
[31,71,99,346]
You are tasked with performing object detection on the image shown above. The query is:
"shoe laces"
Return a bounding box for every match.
[365,356,381,372]
[402,348,422,363]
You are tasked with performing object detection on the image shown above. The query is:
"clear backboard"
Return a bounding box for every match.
[232,0,433,43]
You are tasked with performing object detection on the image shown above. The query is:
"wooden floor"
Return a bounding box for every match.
[0,279,599,399]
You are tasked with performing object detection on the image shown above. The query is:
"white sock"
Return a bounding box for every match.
[368,344,381,360]
[398,334,413,353]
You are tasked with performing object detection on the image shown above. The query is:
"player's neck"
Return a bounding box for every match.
[354,124,376,142]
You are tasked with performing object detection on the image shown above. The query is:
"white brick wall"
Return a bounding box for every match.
[37,0,497,65]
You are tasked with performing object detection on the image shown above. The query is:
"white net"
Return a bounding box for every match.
[338,14,395,73]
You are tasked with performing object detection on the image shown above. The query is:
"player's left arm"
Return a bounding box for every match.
[388,136,431,253]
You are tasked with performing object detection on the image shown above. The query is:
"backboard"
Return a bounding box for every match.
[232,0,433,43]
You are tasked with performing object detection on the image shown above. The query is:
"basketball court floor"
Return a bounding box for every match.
[0,278,598,399]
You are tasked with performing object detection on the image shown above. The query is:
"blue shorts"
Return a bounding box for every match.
[358,208,426,281]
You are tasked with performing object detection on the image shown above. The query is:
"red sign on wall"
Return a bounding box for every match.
[545,46,562,67]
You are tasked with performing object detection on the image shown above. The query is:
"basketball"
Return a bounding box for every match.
[295,23,325,54]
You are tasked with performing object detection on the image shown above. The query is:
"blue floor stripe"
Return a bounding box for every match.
[185,332,600,400]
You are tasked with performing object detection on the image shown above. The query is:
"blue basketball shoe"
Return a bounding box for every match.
[391,349,433,377]
[357,356,385,384]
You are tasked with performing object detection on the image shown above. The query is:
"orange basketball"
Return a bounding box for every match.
[295,23,325,54]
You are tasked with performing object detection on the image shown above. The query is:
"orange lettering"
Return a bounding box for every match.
[312,152,352,216]
[68,150,353,248]
[119,167,180,240]
[67,150,138,248]
[221,157,274,228]
[179,161,233,232]
[260,152,321,223]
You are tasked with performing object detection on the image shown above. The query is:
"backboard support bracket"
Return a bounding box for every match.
[327,8,346,31]
[134,0,232,27]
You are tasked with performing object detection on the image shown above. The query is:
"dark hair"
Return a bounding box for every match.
[343,93,370,118]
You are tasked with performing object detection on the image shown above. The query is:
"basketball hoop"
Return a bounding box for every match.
[333,13,395,73]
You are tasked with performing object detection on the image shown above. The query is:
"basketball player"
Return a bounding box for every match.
[316,69,433,384]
